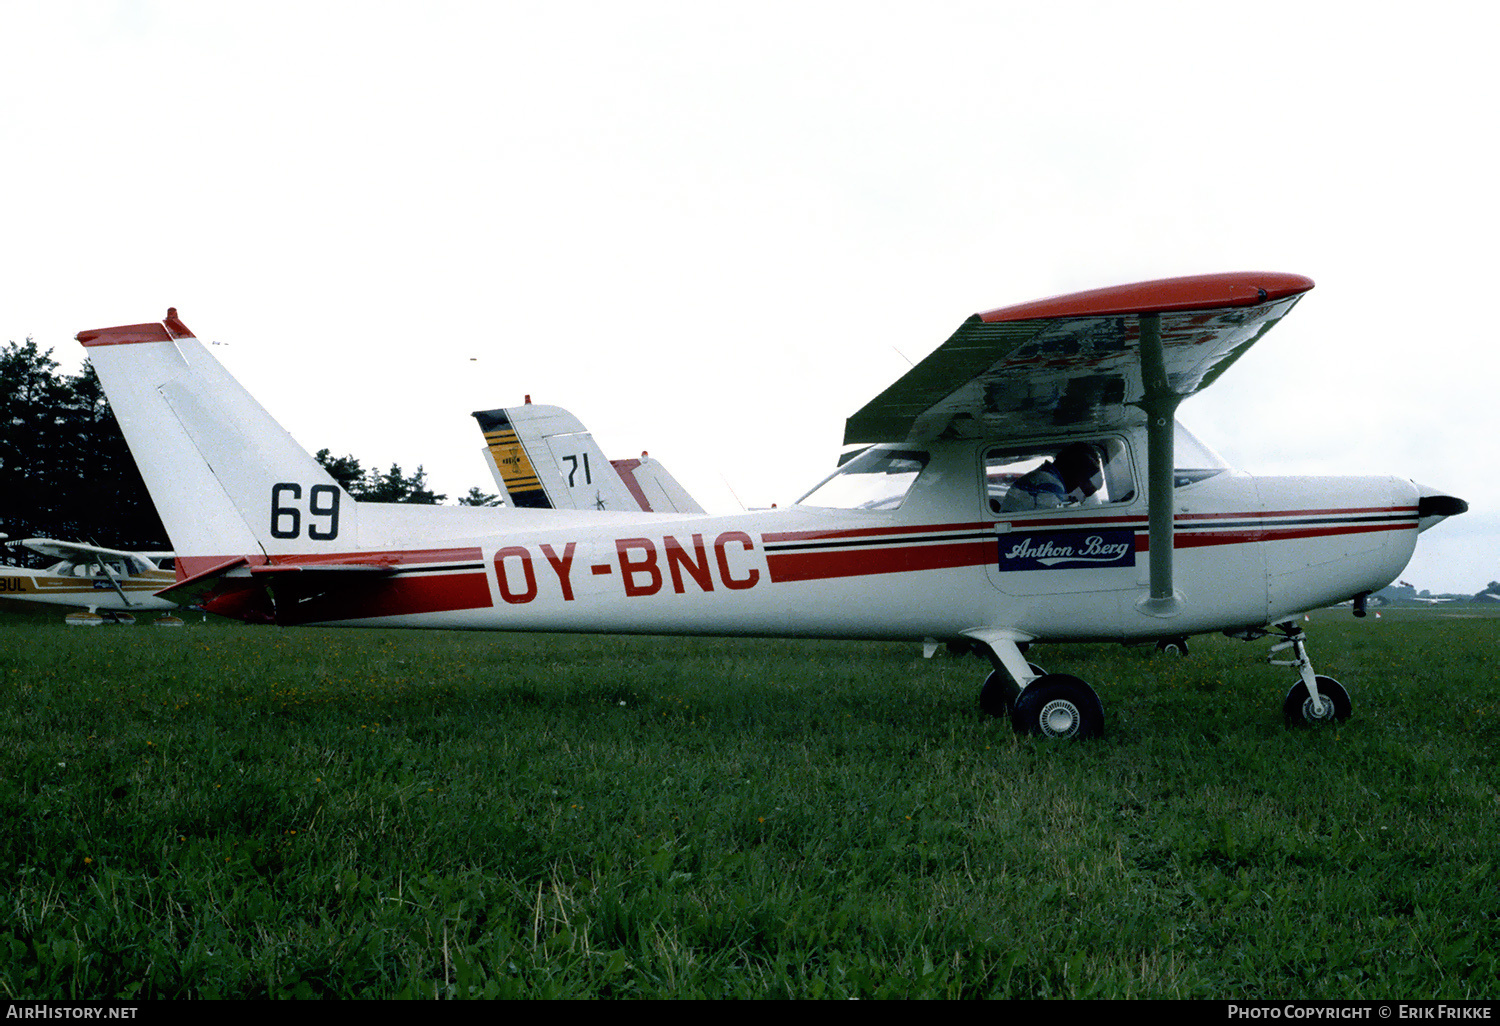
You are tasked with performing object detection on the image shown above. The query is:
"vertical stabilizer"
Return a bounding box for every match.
[609,455,706,514]
[80,311,357,566]
[474,404,643,511]
[474,407,556,508]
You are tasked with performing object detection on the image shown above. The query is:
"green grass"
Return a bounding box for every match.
[1,606,1497,998]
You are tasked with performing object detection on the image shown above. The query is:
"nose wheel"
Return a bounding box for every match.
[1155,637,1189,657]
[1284,675,1351,726]
[1266,623,1352,727]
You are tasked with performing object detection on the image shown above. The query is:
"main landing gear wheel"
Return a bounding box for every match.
[978,663,1046,718]
[1010,674,1104,739]
[1283,676,1351,726]
[1155,637,1189,657]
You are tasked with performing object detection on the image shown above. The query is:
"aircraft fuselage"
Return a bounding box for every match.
[0,565,176,612]
[187,430,1427,645]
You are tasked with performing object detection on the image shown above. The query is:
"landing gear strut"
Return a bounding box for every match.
[966,630,1104,739]
[978,661,1045,718]
[1265,622,1351,727]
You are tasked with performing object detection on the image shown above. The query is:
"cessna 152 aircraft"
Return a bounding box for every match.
[77,274,1466,737]
[0,536,178,624]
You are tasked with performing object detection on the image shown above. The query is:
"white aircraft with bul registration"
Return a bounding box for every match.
[78,274,1467,737]
[0,536,178,625]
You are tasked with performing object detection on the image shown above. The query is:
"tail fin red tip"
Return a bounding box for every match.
[163,308,194,339]
[77,308,195,347]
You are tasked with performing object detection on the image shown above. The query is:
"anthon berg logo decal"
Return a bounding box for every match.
[999,529,1135,571]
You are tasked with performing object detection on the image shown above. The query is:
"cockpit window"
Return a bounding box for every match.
[797,447,930,510]
[985,438,1135,514]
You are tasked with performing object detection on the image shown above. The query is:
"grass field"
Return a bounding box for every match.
[1,606,1496,999]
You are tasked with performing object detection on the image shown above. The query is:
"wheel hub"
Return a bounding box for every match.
[1302,695,1334,721]
[1039,699,1080,739]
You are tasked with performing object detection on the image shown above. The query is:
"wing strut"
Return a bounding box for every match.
[1137,312,1182,617]
[96,561,135,608]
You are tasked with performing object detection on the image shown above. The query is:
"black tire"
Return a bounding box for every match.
[1283,676,1351,726]
[1155,637,1189,657]
[979,670,1020,717]
[1010,674,1104,739]
[979,663,1048,717]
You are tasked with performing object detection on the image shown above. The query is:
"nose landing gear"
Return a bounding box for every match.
[1266,622,1351,727]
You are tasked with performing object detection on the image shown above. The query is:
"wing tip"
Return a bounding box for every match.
[980,272,1315,323]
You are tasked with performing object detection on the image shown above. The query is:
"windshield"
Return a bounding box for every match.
[1174,421,1228,486]
[797,447,929,510]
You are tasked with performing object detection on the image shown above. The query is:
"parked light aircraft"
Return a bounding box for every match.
[77,274,1467,736]
[475,402,704,514]
[0,536,178,624]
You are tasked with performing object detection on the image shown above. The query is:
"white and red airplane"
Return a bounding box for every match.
[77,274,1466,737]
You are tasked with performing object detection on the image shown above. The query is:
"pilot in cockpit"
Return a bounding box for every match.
[998,442,1103,512]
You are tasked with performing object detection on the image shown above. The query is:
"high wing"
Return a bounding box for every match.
[844,272,1315,445]
[842,271,1316,617]
[7,538,170,567]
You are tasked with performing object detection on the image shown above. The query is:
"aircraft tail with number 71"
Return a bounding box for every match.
[474,403,704,514]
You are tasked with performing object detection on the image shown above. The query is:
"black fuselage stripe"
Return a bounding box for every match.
[764,532,996,553]
[764,513,1418,554]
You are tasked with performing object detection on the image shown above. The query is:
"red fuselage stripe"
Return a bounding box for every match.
[766,517,1418,582]
[766,540,994,583]
[177,510,1420,604]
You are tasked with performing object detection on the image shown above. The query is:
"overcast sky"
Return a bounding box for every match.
[4,1,1495,592]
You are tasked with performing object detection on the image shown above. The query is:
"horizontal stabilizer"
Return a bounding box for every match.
[152,555,251,606]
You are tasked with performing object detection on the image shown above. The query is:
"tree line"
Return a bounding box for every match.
[1,340,496,564]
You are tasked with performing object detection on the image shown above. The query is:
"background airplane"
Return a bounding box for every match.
[76,273,1465,736]
[475,401,704,514]
[1,536,179,625]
